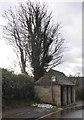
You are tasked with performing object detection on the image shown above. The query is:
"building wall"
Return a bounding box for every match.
[71,86,76,103]
[61,86,67,106]
[53,85,61,106]
[34,85,61,106]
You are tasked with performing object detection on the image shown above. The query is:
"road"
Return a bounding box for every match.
[2,101,84,119]
[3,107,83,119]
[38,101,84,119]
[2,107,57,118]
[43,108,83,118]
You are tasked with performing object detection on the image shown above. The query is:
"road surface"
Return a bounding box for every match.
[44,108,83,118]
[2,101,84,119]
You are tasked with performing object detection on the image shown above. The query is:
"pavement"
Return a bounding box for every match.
[2,106,61,119]
[2,101,84,119]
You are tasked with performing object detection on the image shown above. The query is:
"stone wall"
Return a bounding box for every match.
[34,85,61,106]
[53,85,61,106]
[71,86,75,103]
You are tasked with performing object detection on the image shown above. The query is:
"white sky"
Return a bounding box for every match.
[0,0,82,76]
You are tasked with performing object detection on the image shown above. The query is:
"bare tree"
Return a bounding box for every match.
[2,1,64,81]
[2,7,28,74]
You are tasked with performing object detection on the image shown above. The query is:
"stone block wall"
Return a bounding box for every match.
[53,85,61,106]
[34,85,52,103]
[71,86,75,103]
[34,85,61,106]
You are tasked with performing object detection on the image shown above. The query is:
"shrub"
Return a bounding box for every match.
[2,68,34,107]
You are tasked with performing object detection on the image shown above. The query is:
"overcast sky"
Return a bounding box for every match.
[0,0,82,76]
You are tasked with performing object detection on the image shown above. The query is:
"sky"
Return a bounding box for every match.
[0,0,82,76]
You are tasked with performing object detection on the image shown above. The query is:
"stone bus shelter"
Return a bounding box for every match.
[35,69,76,107]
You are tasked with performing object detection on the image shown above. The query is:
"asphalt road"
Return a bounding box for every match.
[44,109,83,118]
[2,107,57,118]
[2,101,84,119]
[38,101,84,119]
[3,107,83,119]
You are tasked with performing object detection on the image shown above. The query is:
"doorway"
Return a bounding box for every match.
[61,86,64,106]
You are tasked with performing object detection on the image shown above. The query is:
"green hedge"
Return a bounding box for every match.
[2,69,35,106]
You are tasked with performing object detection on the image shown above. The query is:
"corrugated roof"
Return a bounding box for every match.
[35,69,75,86]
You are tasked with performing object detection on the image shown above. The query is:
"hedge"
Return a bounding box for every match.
[2,69,35,106]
